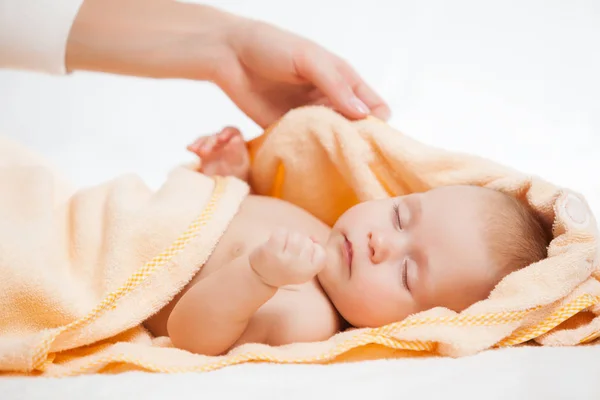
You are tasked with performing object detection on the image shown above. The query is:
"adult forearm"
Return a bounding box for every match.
[65,0,240,81]
[167,255,276,356]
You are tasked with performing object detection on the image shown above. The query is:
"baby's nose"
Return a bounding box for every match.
[368,231,390,264]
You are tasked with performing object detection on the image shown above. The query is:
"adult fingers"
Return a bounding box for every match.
[338,60,391,121]
[294,48,371,120]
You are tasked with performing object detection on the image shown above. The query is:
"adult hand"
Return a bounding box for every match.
[67,0,390,128]
[216,20,391,128]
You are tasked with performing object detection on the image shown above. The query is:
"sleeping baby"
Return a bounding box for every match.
[144,127,551,356]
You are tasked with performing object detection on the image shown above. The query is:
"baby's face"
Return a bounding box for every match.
[318,186,498,328]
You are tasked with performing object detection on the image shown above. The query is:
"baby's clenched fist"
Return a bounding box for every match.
[249,228,326,288]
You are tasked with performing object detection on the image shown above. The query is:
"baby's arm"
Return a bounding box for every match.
[167,254,276,356]
[167,228,326,356]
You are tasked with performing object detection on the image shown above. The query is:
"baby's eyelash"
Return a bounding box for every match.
[392,201,402,229]
[402,259,410,291]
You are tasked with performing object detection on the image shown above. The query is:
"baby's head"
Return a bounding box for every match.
[318,185,549,328]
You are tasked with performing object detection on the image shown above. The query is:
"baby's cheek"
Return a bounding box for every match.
[352,278,399,312]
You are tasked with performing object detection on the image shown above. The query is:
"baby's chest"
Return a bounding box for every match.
[236,281,339,347]
[200,196,330,278]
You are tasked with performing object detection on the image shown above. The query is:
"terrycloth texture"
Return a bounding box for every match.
[0,136,249,376]
[248,106,600,354]
[1,105,599,377]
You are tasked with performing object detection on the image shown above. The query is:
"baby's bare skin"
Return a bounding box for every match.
[145,127,536,357]
[144,129,342,354]
[145,196,342,351]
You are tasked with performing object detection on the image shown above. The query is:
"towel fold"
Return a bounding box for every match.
[0,136,249,375]
[247,106,600,354]
[1,105,598,376]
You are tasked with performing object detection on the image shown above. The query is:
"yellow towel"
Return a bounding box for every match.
[1,105,598,377]
[0,136,249,376]
[248,106,600,353]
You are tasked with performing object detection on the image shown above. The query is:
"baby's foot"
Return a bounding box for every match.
[187,127,250,181]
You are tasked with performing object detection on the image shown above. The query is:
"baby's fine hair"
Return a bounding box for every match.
[482,188,551,283]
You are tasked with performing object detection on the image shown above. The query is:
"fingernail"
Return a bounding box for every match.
[350,96,370,115]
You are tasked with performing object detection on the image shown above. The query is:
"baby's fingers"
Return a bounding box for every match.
[223,135,248,166]
[189,136,219,158]
[187,137,209,154]
[266,227,289,253]
[298,239,316,262]
[310,244,326,271]
[216,126,241,143]
[283,231,307,255]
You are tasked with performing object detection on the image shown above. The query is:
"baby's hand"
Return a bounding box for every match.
[249,228,327,288]
[187,127,250,181]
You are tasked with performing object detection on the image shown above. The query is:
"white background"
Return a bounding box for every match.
[0,0,598,209]
[1,1,599,399]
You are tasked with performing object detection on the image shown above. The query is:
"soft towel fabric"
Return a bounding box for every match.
[248,106,600,353]
[0,105,598,377]
[0,136,249,376]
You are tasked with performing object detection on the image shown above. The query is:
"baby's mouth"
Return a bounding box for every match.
[342,234,353,277]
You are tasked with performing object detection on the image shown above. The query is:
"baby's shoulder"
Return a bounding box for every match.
[240,195,330,237]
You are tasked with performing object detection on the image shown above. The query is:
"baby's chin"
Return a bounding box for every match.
[337,307,392,329]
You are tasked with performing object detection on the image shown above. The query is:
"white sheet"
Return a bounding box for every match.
[3,347,600,400]
[0,0,598,398]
